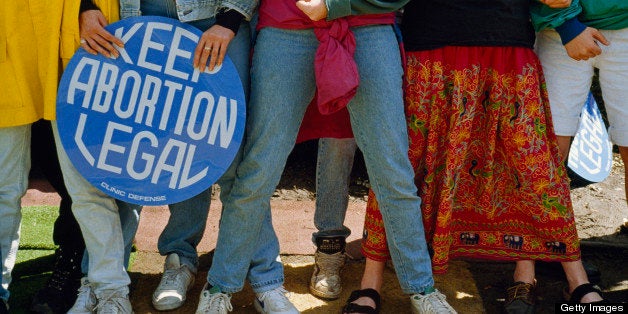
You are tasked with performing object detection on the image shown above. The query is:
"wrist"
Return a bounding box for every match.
[555,17,587,45]
[80,0,100,13]
[215,10,244,35]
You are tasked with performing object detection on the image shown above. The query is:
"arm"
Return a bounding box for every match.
[530,0,609,61]
[530,0,581,32]
[297,0,409,21]
[78,0,123,58]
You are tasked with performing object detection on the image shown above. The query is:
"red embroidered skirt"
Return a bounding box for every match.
[363,46,581,273]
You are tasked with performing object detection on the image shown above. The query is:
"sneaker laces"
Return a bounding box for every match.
[423,291,455,313]
[96,290,130,314]
[73,279,95,309]
[159,266,191,291]
[315,251,345,276]
[198,290,233,313]
[257,287,292,309]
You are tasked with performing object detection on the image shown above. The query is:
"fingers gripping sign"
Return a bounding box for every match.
[79,9,124,58]
[193,25,235,73]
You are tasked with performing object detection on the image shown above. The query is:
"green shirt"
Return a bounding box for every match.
[531,0,628,32]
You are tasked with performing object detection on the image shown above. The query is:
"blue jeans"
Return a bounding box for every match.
[0,125,31,302]
[312,138,356,242]
[80,199,141,275]
[52,122,142,295]
[209,25,434,295]
[159,147,241,274]
[140,0,254,274]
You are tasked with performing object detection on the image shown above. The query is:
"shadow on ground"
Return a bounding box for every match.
[123,245,626,314]
[467,245,628,314]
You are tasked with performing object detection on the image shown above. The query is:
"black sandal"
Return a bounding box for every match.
[567,283,607,303]
[342,288,381,314]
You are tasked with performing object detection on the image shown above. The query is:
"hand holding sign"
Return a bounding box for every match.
[58,16,246,205]
[80,9,232,73]
[194,24,235,72]
[79,9,123,58]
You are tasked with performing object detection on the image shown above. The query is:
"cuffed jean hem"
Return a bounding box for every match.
[96,285,129,297]
[206,276,244,294]
[176,255,198,274]
[207,275,284,294]
[402,284,437,295]
[311,229,351,244]
[249,278,285,294]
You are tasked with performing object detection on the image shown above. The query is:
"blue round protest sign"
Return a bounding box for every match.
[567,93,613,183]
[57,16,245,205]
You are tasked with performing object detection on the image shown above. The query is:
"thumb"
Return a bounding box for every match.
[592,30,610,46]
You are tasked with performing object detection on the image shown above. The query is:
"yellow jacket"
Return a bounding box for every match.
[0,1,64,127]
[0,0,119,127]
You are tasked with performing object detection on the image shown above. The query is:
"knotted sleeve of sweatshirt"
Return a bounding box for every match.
[312,19,358,115]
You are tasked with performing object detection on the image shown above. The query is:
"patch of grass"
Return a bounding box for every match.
[9,206,57,313]
[8,205,137,313]
[18,206,57,250]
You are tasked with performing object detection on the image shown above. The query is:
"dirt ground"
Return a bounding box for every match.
[18,141,628,313]
[125,141,628,313]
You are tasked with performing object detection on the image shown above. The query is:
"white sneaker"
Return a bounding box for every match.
[253,287,299,314]
[309,251,345,299]
[96,289,133,314]
[67,277,97,314]
[152,253,195,311]
[410,289,457,314]
[195,283,233,314]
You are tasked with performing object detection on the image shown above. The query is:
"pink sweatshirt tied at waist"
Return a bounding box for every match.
[257,2,395,115]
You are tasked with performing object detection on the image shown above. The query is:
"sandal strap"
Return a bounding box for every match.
[343,288,381,314]
[569,283,604,303]
[343,303,379,314]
